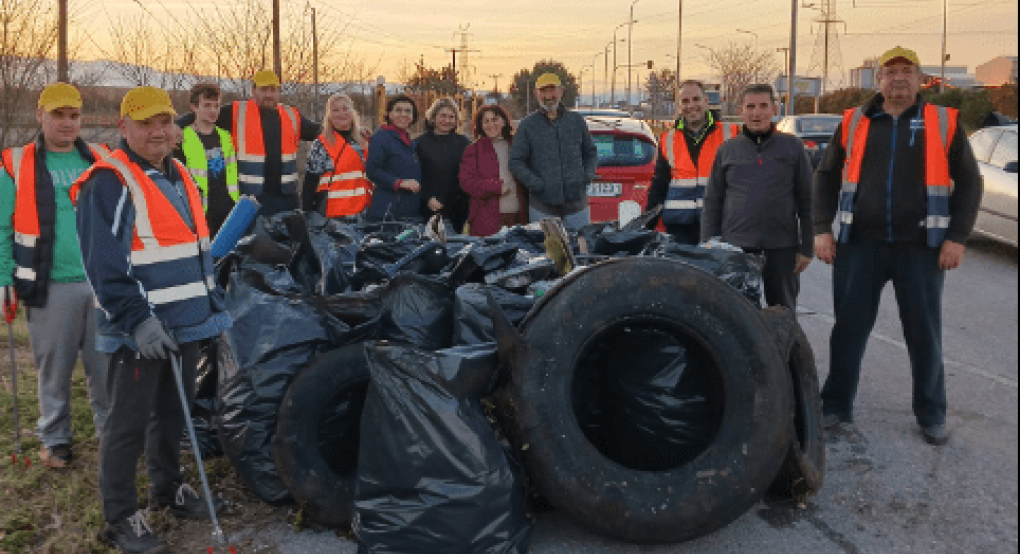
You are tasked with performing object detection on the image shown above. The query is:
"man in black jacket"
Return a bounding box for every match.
[702,84,814,311]
[813,46,983,446]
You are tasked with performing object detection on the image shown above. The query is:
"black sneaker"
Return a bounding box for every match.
[152,483,224,520]
[103,510,166,554]
[920,423,950,446]
[40,444,72,469]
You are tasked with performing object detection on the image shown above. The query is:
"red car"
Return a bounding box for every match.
[582,114,659,225]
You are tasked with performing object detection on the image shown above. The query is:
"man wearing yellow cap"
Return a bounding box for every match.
[0,83,110,469]
[73,86,229,552]
[509,71,598,230]
[176,70,320,217]
[813,47,984,446]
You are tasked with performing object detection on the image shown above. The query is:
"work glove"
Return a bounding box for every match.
[133,317,179,360]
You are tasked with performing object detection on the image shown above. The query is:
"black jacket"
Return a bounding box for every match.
[415,128,471,228]
[702,126,815,256]
[813,94,983,245]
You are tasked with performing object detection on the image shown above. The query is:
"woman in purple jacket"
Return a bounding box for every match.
[458,105,528,236]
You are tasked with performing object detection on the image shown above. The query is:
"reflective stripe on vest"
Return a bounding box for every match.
[72,150,216,326]
[181,126,240,209]
[659,122,738,225]
[2,142,108,289]
[837,104,957,247]
[232,100,301,196]
[315,131,372,218]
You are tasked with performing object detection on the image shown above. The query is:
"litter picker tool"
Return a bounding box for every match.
[4,287,22,464]
[169,352,231,549]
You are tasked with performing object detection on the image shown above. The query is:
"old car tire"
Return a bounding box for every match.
[511,257,793,544]
[274,343,371,527]
[762,307,826,501]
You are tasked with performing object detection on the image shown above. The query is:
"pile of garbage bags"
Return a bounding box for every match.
[190,210,815,550]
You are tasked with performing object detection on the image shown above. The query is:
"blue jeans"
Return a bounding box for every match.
[820,240,947,427]
[529,206,591,231]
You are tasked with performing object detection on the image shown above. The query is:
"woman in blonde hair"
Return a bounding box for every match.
[415,97,471,229]
[302,92,372,218]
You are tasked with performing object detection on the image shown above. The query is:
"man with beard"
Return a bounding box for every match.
[646,80,740,244]
[509,72,598,230]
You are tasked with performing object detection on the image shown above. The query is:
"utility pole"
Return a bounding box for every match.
[311,6,319,119]
[57,0,68,82]
[787,0,798,116]
[807,0,845,112]
[488,73,503,96]
[940,0,947,92]
[273,0,282,77]
[628,0,641,108]
[778,46,790,113]
[675,0,683,118]
[447,25,479,91]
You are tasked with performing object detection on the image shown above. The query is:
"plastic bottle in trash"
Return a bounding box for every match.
[396,229,416,241]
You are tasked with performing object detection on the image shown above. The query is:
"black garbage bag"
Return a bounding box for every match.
[453,284,535,346]
[591,230,658,256]
[217,271,349,504]
[184,342,223,460]
[499,227,547,256]
[379,273,455,350]
[653,243,764,306]
[574,325,724,473]
[354,343,532,554]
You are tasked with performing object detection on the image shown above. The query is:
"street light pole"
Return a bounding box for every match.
[940,0,948,93]
[612,22,629,106]
[788,0,798,116]
[604,40,614,107]
[675,0,683,118]
[628,0,641,108]
[592,52,603,107]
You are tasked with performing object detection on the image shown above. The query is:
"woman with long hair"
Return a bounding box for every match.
[459,105,528,236]
[364,94,423,221]
[302,92,371,218]
[416,97,471,230]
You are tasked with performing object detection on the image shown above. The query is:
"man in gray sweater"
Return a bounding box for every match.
[509,72,599,230]
[701,84,814,310]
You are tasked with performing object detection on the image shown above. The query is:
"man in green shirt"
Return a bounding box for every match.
[0,83,110,469]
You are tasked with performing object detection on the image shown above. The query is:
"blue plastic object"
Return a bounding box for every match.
[211,195,260,258]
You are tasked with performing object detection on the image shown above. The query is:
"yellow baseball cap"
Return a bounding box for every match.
[535,72,562,89]
[253,70,281,87]
[120,86,177,121]
[38,83,82,112]
[880,46,921,67]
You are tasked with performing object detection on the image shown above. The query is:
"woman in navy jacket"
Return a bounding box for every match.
[365,95,422,221]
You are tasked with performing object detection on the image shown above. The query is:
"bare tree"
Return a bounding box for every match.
[705,42,780,115]
[0,0,59,149]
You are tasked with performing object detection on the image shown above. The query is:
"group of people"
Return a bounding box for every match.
[0,44,984,554]
[643,46,983,450]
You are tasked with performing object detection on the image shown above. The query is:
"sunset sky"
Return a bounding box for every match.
[78,0,1017,99]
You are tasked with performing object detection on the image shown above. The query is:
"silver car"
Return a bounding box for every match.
[968,125,1018,246]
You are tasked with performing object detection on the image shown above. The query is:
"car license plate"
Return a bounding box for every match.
[588,182,622,197]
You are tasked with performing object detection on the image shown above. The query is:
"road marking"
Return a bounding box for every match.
[800,308,1019,390]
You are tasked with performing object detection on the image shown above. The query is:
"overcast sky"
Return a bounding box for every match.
[84,0,1017,96]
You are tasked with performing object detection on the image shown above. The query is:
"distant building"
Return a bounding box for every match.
[976,56,1018,86]
[850,60,880,89]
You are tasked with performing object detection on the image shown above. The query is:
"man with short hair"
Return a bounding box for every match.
[509,72,598,230]
[813,47,983,446]
[0,83,110,469]
[701,84,814,310]
[176,70,319,217]
[74,86,230,553]
[646,80,740,244]
[174,83,238,236]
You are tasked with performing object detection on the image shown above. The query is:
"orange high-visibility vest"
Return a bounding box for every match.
[836,103,957,247]
[71,150,218,327]
[2,141,109,306]
[316,131,372,217]
[659,121,739,225]
[231,99,301,196]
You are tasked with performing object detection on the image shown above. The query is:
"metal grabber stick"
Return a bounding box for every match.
[169,352,227,546]
[4,287,22,461]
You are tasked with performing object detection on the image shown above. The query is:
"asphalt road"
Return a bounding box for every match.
[264,238,1018,554]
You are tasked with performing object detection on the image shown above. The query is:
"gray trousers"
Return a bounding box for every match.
[25,281,108,448]
[100,342,199,523]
